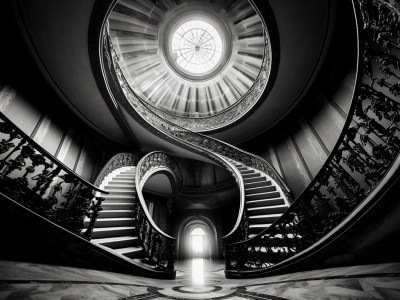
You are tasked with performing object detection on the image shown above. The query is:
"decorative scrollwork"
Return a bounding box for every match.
[102,21,290,253]
[104,29,291,199]
[134,152,182,270]
[0,112,107,240]
[223,0,400,272]
[94,152,139,187]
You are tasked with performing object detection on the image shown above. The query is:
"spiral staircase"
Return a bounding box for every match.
[1,0,400,282]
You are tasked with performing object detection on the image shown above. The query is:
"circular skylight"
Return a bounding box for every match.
[171,20,223,76]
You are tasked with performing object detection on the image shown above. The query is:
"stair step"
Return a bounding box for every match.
[247,205,288,216]
[103,195,136,202]
[99,210,135,218]
[242,173,262,179]
[114,175,135,179]
[245,185,276,195]
[245,180,272,189]
[244,177,267,184]
[104,190,135,196]
[110,178,135,183]
[249,214,282,224]
[249,224,272,234]
[92,226,135,239]
[236,166,248,171]
[101,202,135,210]
[240,170,254,175]
[92,236,139,249]
[108,182,135,186]
[115,246,144,259]
[246,191,280,201]
[246,197,286,208]
[104,185,135,191]
[91,218,134,228]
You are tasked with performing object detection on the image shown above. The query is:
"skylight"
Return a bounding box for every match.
[171,20,223,76]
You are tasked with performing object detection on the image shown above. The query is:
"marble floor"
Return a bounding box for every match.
[0,259,399,299]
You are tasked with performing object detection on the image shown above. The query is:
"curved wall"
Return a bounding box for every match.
[241,1,358,197]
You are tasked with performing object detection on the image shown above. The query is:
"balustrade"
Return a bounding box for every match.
[224,0,400,271]
[0,112,107,239]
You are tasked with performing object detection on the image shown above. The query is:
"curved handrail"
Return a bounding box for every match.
[102,31,248,241]
[0,111,108,240]
[0,111,107,193]
[223,0,400,272]
[135,151,181,240]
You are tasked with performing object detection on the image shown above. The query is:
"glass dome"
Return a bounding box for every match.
[171,20,223,76]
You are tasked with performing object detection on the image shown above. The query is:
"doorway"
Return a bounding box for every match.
[190,227,207,258]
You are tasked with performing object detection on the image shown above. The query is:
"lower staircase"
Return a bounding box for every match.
[229,160,290,238]
[87,167,145,261]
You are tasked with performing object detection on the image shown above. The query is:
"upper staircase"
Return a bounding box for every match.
[228,159,289,236]
[89,167,144,261]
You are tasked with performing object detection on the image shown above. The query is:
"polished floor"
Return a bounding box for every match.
[0,259,399,299]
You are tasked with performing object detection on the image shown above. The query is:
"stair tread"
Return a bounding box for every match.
[247,204,288,211]
[249,224,273,228]
[96,217,135,221]
[249,214,283,219]
[247,197,284,203]
[115,247,143,254]
[246,191,278,196]
[93,226,135,232]
[92,236,138,244]
[101,209,135,212]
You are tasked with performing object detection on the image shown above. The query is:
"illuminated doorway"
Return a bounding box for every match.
[190,227,206,258]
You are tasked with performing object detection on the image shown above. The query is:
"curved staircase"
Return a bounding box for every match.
[228,159,289,236]
[88,167,145,261]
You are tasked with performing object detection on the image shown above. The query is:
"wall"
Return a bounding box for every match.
[241,2,358,198]
[0,83,128,183]
[244,68,356,197]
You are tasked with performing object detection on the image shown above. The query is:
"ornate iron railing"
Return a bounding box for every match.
[102,26,290,245]
[134,152,183,271]
[223,0,400,272]
[93,152,139,187]
[0,111,108,240]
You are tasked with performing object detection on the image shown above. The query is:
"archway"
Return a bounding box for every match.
[177,216,218,260]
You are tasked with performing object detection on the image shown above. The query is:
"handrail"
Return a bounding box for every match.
[102,29,249,242]
[0,111,107,193]
[0,111,108,240]
[222,0,400,272]
[102,30,290,245]
[135,151,180,240]
[134,151,182,270]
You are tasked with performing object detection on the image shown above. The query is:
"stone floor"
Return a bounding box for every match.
[0,259,399,299]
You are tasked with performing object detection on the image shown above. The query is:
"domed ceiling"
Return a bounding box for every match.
[108,0,271,132]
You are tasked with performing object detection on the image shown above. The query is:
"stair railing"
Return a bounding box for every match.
[0,111,108,240]
[93,152,139,187]
[222,0,400,273]
[101,25,290,246]
[134,152,181,270]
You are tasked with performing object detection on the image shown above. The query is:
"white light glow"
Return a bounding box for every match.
[171,20,223,75]
[191,258,205,285]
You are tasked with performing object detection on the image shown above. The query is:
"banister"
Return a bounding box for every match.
[0,111,109,240]
[0,111,108,194]
[135,151,179,241]
[102,32,250,242]
[223,0,400,273]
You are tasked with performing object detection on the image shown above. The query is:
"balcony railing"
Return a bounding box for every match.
[0,111,108,240]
